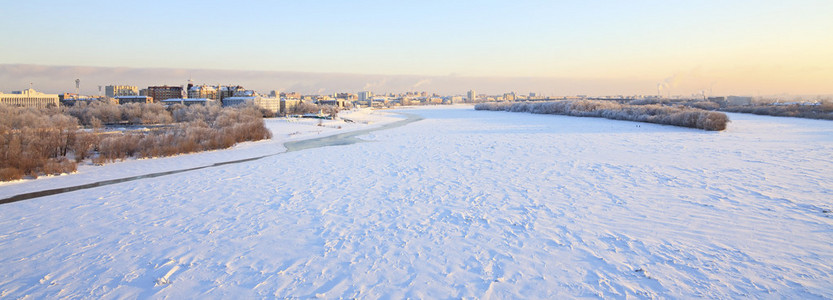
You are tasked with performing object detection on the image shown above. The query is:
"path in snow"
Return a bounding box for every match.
[1,106,832,298]
[0,113,421,205]
[283,113,422,152]
[0,108,405,200]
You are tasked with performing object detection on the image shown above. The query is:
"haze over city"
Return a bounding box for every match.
[2,0,831,96]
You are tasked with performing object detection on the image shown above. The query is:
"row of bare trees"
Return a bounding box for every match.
[1,103,271,181]
[286,102,344,117]
[65,101,174,127]
[721,103,833,120]
[627,99,722,111]
[0,106,81,180]
[627,98,833,121]
[93,105,271,164]
[475,100,729,131]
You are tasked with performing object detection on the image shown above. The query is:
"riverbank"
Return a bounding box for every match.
[0,108,406,200]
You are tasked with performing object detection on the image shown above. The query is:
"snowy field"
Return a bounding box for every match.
[1,105,832,298]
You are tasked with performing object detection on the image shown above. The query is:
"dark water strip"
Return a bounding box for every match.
[0,113,422,205]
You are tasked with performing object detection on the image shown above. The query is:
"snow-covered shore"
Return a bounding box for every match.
[0,108,405,200]
[1,105,832,298]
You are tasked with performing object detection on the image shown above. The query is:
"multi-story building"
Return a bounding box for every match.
[105,85,138,98]
[58,93,78,101]
[147,85,184,102]
[726,96,753,106]
[316,98,347,108]
[0,88,59,108]
[400,97,413,106]
[280,99,301,115]
[358,91,373,106]
[58,93,104,106]
[250,96,280,114]
[280,92,301,100]
[358,91,371,102]
[336,93,356,101]
[222,94,279,115]
[447,96,462,104]
[467,90,476,102]
[116,96,153,104]
[161,98,219,106]
[188,85,218,100]
[219,86,245,101]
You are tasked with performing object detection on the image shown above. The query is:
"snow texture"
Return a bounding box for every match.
[1,105,832,298]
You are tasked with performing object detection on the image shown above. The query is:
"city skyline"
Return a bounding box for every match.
[2,1,831,96]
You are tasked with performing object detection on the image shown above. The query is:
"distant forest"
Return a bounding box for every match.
[720,104,833,120]
[475,100,729,131]
[626,98,833,120]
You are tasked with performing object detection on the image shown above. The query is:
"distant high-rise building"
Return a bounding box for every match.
[467,90,476,102]
[105,85,138,98]
[147,85,184,102]
[358,91,372,104]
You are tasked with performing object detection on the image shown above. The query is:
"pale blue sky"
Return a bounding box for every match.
[2,0,831,95]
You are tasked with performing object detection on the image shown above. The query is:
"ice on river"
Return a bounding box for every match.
[1,105,832,298]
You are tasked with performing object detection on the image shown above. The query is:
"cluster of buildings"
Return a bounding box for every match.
[3,80,774,114]
[2,81,519,112]
[0,85,559,112]
[3,76,561,113]
[349,90,557,107]
[1,83,296,115]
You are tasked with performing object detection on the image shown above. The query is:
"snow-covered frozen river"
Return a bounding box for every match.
[1,106,832,298]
